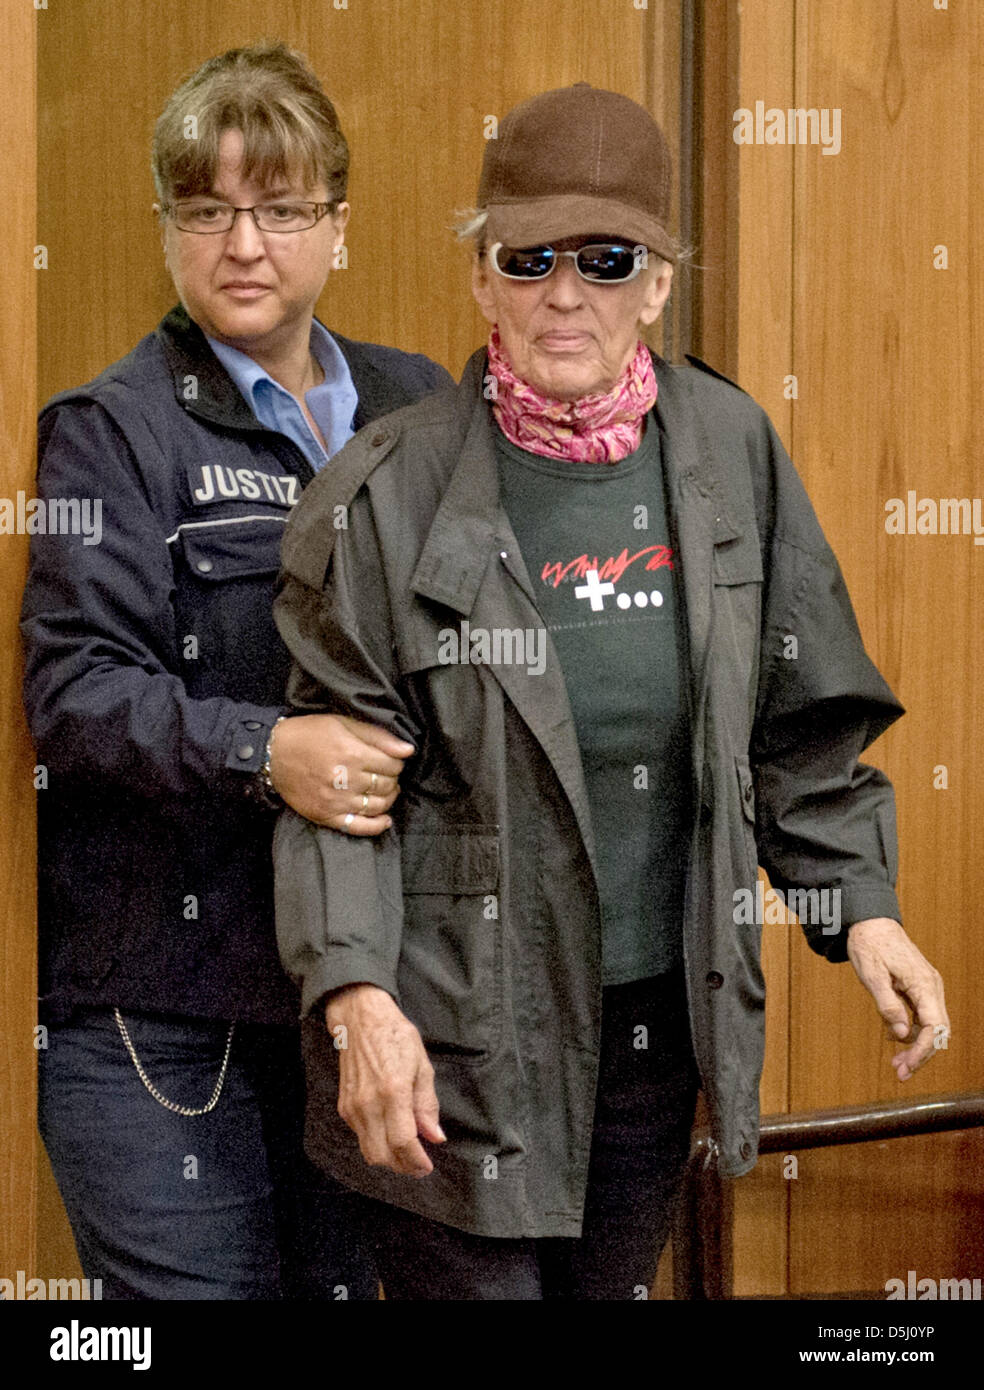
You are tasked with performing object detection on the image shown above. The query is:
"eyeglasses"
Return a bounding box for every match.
[487,241,648,283]
[164,201,334,235]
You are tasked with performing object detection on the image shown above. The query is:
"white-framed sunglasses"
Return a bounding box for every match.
[487,241,648,283]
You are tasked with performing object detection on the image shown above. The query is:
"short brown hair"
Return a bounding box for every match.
[152,42,349,206]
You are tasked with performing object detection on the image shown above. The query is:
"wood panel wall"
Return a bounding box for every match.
[37,0,682,408]
[730,0,983,1296]
[0,0,38,1284]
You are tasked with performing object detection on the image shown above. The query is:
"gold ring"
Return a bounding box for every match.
[362,792,370,812]
[369,772,378,793]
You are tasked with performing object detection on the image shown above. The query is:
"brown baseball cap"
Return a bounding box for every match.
[477,82,676,262]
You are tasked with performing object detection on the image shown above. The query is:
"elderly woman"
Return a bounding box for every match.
[21,42,450,1300]
[273,83,948,1300]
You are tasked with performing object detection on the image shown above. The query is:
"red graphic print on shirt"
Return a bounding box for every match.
[539,544,675,615]
[541,544,674,590]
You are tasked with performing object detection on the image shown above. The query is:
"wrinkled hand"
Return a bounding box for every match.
[846,918,950,1081]
[268,713,415,833]
[325,983,445,1177]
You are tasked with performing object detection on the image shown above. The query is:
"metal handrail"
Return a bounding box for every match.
[758,1091,984,1153]
[671,1090,984,1300]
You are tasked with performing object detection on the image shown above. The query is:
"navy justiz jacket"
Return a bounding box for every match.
[21,305,451,1025]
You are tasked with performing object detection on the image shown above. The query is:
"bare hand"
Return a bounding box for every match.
[846,918,950,1081]
[326,983,445,1177]
[268,714,415,833]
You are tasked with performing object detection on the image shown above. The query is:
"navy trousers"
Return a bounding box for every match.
[38,1007,377,1300]
[355,969,701,1300]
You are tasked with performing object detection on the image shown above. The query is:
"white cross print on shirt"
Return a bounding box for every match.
[574,568,615,612]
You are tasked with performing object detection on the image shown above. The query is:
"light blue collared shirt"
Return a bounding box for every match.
[206,319,358,471]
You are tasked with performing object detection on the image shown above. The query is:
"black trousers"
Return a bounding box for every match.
[356,968,700,1300]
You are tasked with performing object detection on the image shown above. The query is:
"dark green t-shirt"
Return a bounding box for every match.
[496,422,693,985]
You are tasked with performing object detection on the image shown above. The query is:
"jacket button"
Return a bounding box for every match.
[706,970,724,989]
[370,430,388,446]
[740,1140,753,1160]
[196,558,214,574]
[236,744,256,761]
[243,720,261,731]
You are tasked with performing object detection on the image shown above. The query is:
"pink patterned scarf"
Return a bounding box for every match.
[486,327,658,464]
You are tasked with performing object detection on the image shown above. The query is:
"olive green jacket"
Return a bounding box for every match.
[272,348,904,1238]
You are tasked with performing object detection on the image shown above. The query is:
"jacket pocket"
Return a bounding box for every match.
[173,515,287,581]
[713,538,764,748]
[398,826,501,1064]
[170,517,290,704]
